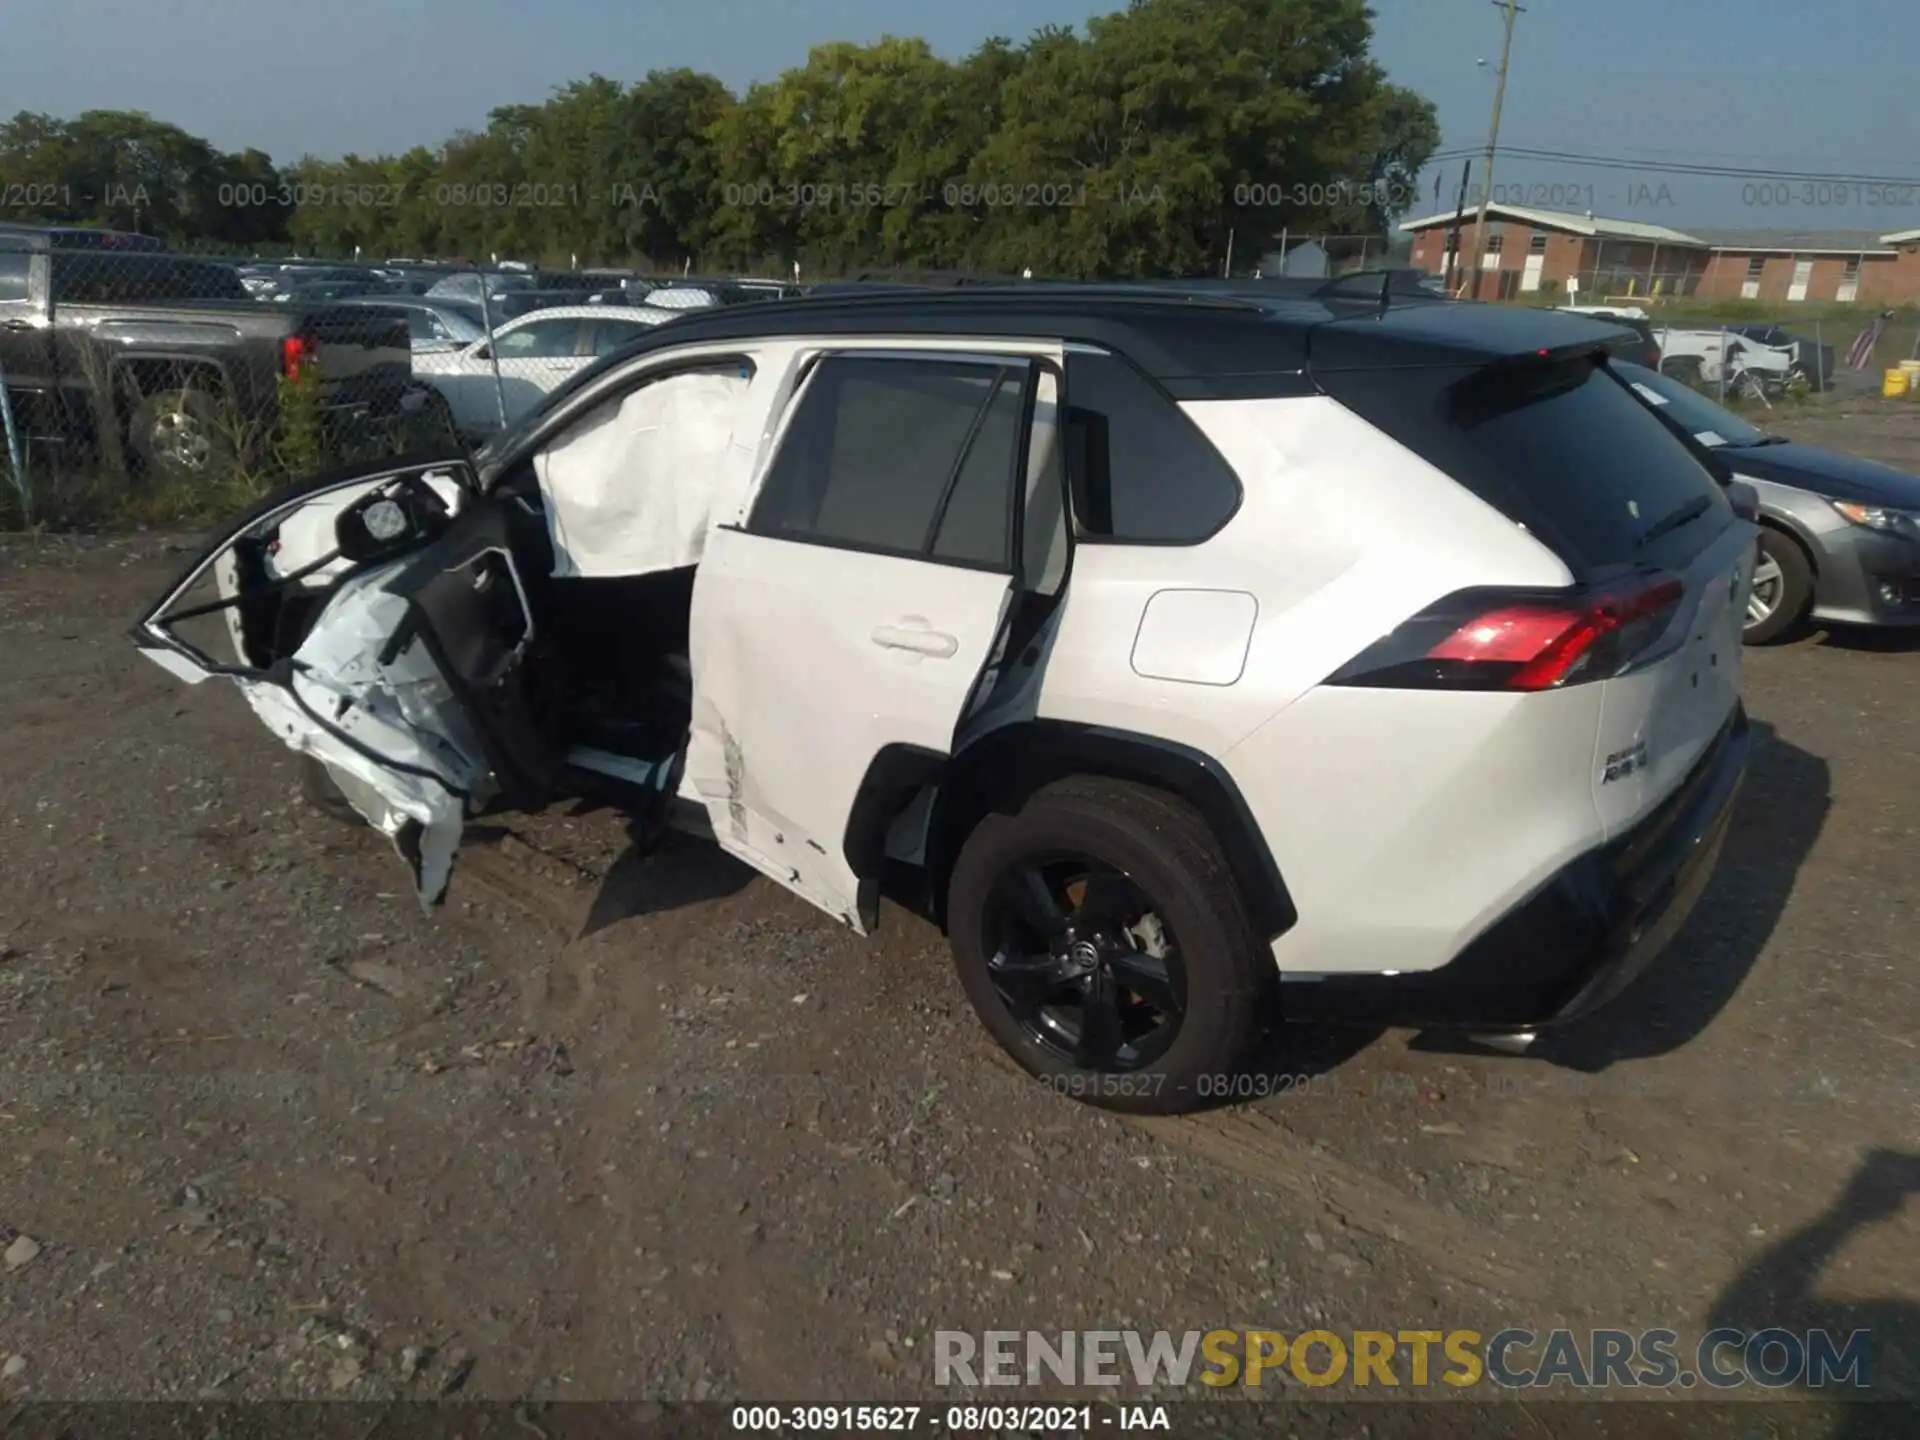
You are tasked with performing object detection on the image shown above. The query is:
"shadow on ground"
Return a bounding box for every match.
[1709,1147,1920,1431]
[581,827,755,937]
[1810,623,1920,654]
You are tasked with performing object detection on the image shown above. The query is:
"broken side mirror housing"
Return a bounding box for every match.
[335,478,453,563]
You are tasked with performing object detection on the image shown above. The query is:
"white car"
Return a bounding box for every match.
[412,304,680,436]
[1653,327,1796,394]
[132,286,1753,1114]
[1558,303,1649,320]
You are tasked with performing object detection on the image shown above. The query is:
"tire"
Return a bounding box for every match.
[397,385,460,451]
[127,388,235,483]
[299,755,363,826]
[946,776,1270,1115]
[1744,527,1814,645]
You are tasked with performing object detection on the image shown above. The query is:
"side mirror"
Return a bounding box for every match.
[1723,478,1760,523]
[335,478,453,563]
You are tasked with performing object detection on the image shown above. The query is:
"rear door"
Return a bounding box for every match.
[687,346,1058,928]
[0,244,54,401]
[134,457,565,903]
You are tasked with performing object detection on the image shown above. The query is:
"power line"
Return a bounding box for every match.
[1423,145,1920,187]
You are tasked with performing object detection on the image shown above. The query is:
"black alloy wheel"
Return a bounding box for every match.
[982,855,1187,1073]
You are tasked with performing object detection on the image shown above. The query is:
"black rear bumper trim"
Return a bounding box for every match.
[1283,704,1750,1031]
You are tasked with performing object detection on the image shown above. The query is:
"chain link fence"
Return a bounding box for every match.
[0,236,782,528]
[6,230,1913,529]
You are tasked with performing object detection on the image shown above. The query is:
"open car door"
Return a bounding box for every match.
[686,346,1065,931]
[132,457,569,906]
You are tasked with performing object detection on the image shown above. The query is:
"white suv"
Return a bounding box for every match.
[133,283,1755,1114]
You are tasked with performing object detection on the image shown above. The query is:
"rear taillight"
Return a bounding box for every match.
[1328,574,1685,692]
[281,334,317,380]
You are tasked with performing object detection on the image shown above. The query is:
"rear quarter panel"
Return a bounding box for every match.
[1030,394,1611,976]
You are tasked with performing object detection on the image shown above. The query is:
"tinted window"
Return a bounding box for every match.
[494,319,580,360]
[0,250,29,304]
[931,373,1026,567]
[1062,353,1241,543]
[51,255,247,302]
[750,355,1027,565]
[590,318,655,356]
[1321,354,1732,575]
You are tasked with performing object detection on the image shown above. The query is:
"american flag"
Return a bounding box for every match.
[1847,311,1893,372]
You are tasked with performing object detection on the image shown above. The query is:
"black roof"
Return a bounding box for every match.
[475,284,1638,467]
[632,285,1629,381]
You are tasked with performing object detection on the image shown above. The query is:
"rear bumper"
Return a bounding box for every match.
[1283,704,1750,1031]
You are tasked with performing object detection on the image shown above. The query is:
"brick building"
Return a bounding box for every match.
[1692,228,1920,305]
[1399,204,1920,305]
[1399,204,1712,300]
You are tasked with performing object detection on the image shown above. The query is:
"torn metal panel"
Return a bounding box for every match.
[233,564,492,909]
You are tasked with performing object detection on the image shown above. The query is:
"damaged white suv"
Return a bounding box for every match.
[135,283,1754,1113]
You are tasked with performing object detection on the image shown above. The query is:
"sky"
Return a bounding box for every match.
[3,0,1918,234]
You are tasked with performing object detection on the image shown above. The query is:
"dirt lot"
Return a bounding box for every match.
[2,406,1919,1437]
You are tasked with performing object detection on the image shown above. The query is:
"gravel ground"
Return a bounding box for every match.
[2,408,1918,1437]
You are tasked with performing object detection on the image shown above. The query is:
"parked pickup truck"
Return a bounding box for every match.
[0,227,422,482]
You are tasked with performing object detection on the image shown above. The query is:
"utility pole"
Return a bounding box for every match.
[1471,0,1523,301]
[1444,159,1472,297]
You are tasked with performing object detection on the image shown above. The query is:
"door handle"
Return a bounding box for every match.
[871,624,959,658]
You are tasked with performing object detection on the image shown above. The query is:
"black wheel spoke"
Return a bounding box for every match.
[987,949,1065,1011]
[1075,972,1125,1069]
[1108,948,1181,1014]
[1004,865,1069,943]
[979,848,1190,1078]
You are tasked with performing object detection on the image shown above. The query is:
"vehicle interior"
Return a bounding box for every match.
[152,339,1079,862]
[403,344,1074,821]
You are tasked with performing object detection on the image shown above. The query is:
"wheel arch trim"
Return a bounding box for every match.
[884,720,1300,942]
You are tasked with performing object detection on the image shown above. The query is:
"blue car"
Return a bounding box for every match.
[1617,361,1920,643]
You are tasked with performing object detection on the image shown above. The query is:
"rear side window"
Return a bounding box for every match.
[749,354,1029,568]
[493,319,580,359]
[1319,354,1731,575]
[0,250,30,304]
[51,256,247,303]
[1062,353,1241,543]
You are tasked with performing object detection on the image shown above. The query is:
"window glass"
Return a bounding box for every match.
[51,255,247,302]
[0,249,29,304]
[1061,353,1242,543]
[931,373,1025,567]
[1319,355,1731,576]
[494,320,579,360]
[591,319,651,356]
[750,355,1026,564]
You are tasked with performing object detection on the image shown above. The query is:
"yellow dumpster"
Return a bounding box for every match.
[1887,368,1911,398]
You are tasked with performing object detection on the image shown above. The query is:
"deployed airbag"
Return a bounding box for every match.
[533,371,751,579]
